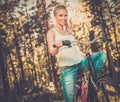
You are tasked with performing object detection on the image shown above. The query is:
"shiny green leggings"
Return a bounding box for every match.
[61,51,107,102]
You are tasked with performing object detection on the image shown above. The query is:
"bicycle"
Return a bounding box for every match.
[60,36,120,102]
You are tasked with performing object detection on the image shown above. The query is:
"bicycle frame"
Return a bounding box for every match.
[80,40,112,102]
[75,52,99,102]
[86,52,98,87]
[54,36,113,102]
[86,52,99,102]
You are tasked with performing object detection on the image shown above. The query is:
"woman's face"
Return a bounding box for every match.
[54,9,68,26]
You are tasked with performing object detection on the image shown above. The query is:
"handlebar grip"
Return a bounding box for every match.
[62,40,71,45]
[53,40,71,48]
[62,40,72,47]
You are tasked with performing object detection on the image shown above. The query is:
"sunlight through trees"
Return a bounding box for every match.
[0,0,119,101]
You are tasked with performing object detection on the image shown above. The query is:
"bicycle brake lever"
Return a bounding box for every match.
[102,37,112,43]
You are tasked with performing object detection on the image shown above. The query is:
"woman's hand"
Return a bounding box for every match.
[53,40,63,48]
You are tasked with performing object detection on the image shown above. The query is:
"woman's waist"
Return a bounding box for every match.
[60,62,80,70]
[57,54,84,66]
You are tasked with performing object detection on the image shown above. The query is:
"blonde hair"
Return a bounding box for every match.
[53,4,67,16]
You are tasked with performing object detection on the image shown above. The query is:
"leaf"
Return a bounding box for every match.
[17,11,25,15]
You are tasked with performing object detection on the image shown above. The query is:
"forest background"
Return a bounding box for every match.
[0,0,120,102]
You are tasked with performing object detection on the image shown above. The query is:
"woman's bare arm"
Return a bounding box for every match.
[47,29,62,56]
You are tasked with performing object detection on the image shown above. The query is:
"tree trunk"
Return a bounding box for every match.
[0,43,10,96]
[37,0,53,81]
[99,9,115,78]
[8,53,22,95]
[51,56,58,87]
[13,31,25,82]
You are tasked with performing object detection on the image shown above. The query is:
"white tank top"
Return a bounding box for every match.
[52,29,84,67]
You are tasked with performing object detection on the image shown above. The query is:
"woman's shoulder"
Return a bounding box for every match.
[47,28,55,35]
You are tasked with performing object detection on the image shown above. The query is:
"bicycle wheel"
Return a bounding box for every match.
[96,76,120,102]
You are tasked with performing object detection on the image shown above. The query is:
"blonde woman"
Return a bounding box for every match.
[47,4,106,102]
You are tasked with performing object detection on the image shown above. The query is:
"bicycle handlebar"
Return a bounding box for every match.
[53,36,112,48]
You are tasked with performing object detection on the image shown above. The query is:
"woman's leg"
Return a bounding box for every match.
[78,51,107,75]
[91,51,107,75]
[61,66,78,102]
[60,51,106,102]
